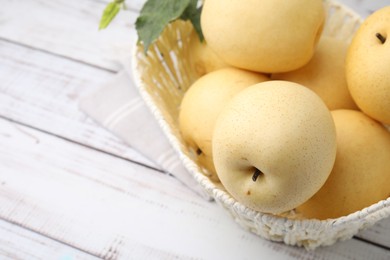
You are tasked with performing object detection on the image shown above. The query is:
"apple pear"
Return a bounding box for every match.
[212,81,337,214]
[179,68,268,181]
[201,0,325,73]
[272,36,358,110]
[296,110,390,220]
[187,30,230,78]
[346,6,390,124]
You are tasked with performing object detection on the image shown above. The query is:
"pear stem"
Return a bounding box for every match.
[252,168,262,182]
[376,33,386,44]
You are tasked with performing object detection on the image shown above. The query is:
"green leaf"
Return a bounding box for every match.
[99,0,204,52]
[180,0,204,41]
[135,0,192,53]
[99,1,121,30]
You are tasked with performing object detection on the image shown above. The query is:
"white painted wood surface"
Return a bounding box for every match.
[0,0,389,259]
[0,219,98,260]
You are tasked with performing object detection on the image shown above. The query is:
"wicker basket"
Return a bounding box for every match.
[131,0,390,250]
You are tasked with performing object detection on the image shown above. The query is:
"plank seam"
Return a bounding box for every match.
[0,216,104,259]
[0,114,168,175]
[0,37,117,74]
[353,236,390,251]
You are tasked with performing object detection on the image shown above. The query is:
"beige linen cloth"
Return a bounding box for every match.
[80,70,212,201]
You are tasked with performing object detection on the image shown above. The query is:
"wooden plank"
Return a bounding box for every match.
[122,0,147,11]
[337,0,390,18]
[0,39,156,169]
[0,0,139,71]
[98,0,146,11]
[0,117,389,259]
[357,217,390,250]
[0,116,203,259]
[0,219,99,260]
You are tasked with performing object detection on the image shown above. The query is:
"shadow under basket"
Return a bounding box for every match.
[131,0,390,250]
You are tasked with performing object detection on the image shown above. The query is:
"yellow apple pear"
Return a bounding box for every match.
[179,68,268,181]
[212,81,337,214]
[201,0,325,73]
[296,110,390,220]
[272,36,358,110]
[187,30,230,78]
[346,6,390,124]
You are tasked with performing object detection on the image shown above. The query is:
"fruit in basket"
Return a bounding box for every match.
[212,81,337,214]
[296,110,390,220]
[272,36,358,110]
[188,30,230,78]
[346,6,390,124]
[179,68,268,181]
[201,0,325,73]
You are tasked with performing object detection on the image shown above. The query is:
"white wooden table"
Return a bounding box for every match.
[0,0,389,259]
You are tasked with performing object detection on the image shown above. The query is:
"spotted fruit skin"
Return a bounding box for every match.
[212,81,337,214]
[201,0,325,73]
[179,68,268,181]
[346,6,390,124]
[297,110,390,220]
[272,36,358,111]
